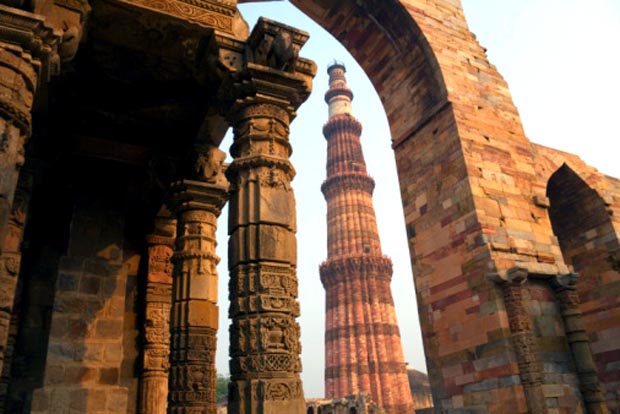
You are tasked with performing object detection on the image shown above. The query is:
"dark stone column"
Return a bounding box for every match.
[167,147,229,414]
[0,5,64,385]
[0,6,60,253]
[551,274,609,414]
[0,167,33,412]
[139,214,176,414]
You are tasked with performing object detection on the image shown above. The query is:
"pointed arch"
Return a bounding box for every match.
[241,0,449,143]
[547,163,619,276]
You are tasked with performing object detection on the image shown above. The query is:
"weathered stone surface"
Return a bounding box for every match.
[27,191,130,414]
[0,1,618,413]
[0,167,32,413]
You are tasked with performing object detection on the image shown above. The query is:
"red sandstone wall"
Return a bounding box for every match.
[533,144,620,413]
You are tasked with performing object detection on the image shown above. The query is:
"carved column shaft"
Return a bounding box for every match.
[0,5,62,253]
[501,269,547,414]
[0,167,32,411]
[139,216,176,414]
[215,17,315,414]
[168,177,228,414]
[227,102,305,414]
[0,7,61,381]
[552,276,609,414]
[0,46,36,252]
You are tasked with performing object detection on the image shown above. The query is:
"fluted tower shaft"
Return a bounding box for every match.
[320,64,415,414]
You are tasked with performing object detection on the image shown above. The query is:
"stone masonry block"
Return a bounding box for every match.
[95,319,123,339]
[98,367,119,385]
[187,300,218,329]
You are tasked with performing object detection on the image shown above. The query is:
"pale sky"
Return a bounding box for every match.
[215,0,620,398]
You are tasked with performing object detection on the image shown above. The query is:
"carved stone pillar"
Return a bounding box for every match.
[551,274,609,414]
[222,19,315,414]
[491,268,547,414]
[0,5,60,253]
[226,101,306,414]
[0,166,33,411]
[167,147,229,414]
[139,214,176,414]
[0,7,62,382]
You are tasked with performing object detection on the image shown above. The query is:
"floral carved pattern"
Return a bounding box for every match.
[119,0,233,31]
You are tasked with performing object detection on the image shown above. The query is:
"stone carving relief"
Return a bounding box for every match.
[0,48,37,136]
[140,223,174,414]
[246,118,288,140]
[194,145,227,185]
[144,304,170,344]
[258,168,292,191]
[147,245,174,282]
[250,28,302,72]
[262,379,303,401]
[231,316,301,356]
[144,347,170,372]
[50,0,90,61]
[117,0,235,32]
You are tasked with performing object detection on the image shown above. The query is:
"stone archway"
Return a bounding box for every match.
[239,1,564,412]
[237,1,618,412]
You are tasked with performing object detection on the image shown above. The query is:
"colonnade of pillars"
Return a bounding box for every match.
[137,100,309,414]
[0,5,315,413]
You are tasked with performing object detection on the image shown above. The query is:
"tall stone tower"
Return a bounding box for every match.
[319,63,416,414]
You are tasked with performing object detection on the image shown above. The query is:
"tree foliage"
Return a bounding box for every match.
[216,373,229,401]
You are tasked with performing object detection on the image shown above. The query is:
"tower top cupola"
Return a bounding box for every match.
[325,62,354,118]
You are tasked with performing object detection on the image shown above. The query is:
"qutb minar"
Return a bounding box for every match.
[319,62,416,414]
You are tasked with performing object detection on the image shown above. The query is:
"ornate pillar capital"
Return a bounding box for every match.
[168,146,229,215]
[506,266,529,284]
[0,4,61,83]
[113,0,245,36]
[216,17,316,119]
[487,266,530,286]
[0,5,59,138]
[550,272,579,291]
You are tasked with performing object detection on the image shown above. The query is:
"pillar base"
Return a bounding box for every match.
[228,379,306,414]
